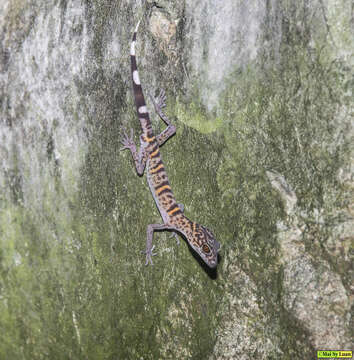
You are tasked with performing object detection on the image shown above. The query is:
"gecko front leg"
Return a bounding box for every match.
[120,128,149,176]
[144,223,174,265]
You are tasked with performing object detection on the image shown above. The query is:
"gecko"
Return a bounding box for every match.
[121,20,220,268]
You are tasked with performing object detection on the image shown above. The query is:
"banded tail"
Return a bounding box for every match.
[130,21,153,137]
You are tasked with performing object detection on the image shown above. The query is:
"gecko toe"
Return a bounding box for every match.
[143,245,157,266]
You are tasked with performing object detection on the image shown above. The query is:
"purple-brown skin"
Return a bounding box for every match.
[121,21,220,268]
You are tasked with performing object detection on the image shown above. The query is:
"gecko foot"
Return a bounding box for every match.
[120,128,136,152]
[149,89,167,112]
[169,232,180,246]
[155,89,167,109]
[141,245,157,266]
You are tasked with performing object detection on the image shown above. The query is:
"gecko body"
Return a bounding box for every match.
[121,21,220,268]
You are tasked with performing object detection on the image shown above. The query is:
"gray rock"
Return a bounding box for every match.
[0,0,352,358]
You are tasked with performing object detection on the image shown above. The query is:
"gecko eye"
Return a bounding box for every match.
[202,244,211,253]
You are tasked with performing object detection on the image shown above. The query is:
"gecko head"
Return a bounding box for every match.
[189,224,220,268]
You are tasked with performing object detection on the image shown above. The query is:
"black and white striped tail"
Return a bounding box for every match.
[130,21,153,137]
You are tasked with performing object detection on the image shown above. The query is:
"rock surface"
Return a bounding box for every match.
[0,0,352,359]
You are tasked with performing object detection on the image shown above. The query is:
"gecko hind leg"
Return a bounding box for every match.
[120,127,148,176]
[149,89,176,147]
[151,89,167,120]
